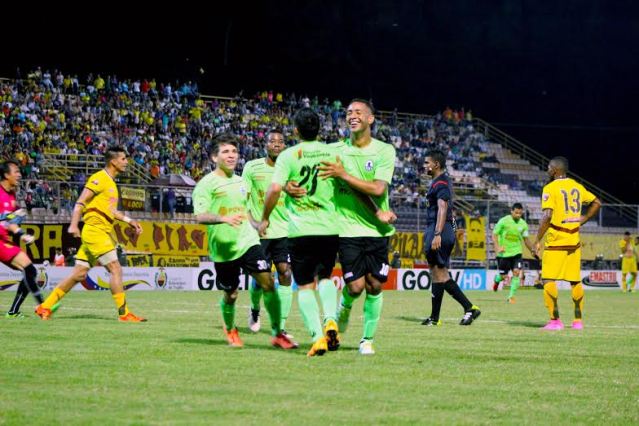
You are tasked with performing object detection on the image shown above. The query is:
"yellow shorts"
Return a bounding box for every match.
[621,257,638,274]
[76,224,117,266]
[542,247,581,282]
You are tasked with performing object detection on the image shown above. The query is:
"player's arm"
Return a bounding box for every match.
[491,231,503,255]
[431,199,448,250]
[318,156,387,196]
[193,184,243,227]
[580,197,602,226]
[524,237,537,257]
[0,209,34,244]
[68,188,95,238]
[113,210,142,235]
[259,182,282,237]
[534,208,553,256]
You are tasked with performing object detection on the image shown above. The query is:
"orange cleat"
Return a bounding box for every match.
[224,327,243,348]
[118,312,147,322]
[35,305,52,320]
[271,332,299,349]
[324,319,340,351]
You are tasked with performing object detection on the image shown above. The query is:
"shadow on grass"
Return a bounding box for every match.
[60,314,114,321]
[396,315,427,324]
[504,320,544,328]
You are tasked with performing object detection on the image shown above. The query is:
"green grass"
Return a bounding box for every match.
[1,289,638,425]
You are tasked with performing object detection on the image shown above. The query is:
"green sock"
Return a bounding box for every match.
[318,279,337,323]
[363,293,383,340]
[249,279,263,311]
[219,298,235,330]
[495,275,503,283]
[278,285,293,330]
[509,276,520,299]
[298,289,323,342]
[340,285,359,309]
[262,290,282,336]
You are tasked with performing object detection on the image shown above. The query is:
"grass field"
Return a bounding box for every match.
[1,289,638,425]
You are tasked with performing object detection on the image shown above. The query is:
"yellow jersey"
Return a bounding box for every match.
[619,239,637,259]
[83,169,119,233]
[541,177,596,249]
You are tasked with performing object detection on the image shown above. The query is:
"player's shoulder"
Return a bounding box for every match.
[87,169,106,183]
[372,138,396,155]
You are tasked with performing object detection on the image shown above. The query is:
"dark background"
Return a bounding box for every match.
[3,1,637,202]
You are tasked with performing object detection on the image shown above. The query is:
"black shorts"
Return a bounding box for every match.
[260,237,290,265]
[497,254,523,275]
[339,237,390,284]
[288,235,339,285]
[215,245,271,291]
[424,222,456,268]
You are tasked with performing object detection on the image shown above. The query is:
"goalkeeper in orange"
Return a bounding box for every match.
[35,146,146,322]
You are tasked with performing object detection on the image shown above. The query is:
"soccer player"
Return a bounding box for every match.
[0,160,43,318]
[318,99,397,355]
[619,232,637,292]
[533,156,601,330]
[491,202,536,303]
[192,133,296,349]
[35,146,147,322]
[259,107,340,357]
[242,128,294,334]
[421,150,481,326]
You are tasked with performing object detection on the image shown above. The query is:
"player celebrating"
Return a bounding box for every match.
[260,108,340,357]
[0,160,43,318]
[533,156,601,330]
[421,150,481,326]
[318,99,397,355]
[243,128,294,334]
[491,202,536,303]
[192,133,296,349]
[36,147,146,321]
[619,232,637,292]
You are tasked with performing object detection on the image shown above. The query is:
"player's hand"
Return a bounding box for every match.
[68,224,81,238]
[257,220,269,237]
[318,155,346,179]
[534,241,542,258]
[495,245,505,254]
[222,214,244,228]
[20,233,35,245]
[431,235,442,251]
[376,209,397,224]
[284,181,306,198]
[579,215,587,225]
[130,220,143,235]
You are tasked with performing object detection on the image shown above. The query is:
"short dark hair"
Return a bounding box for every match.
[0,159,20,181]
[268,127,284,136]
[348,98,375,114]
[427,149,447,170]
[105,146,126,164]
[293,108,320,141]
[625,231,631,236]
[210,133,239,156]
[551,156,569,172]
[512,202,524,210]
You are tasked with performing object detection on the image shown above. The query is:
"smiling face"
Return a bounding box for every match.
[212,143,239,173]
[346,101,375,134]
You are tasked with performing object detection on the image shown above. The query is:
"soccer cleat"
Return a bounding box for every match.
[281,330,294,339]
[248,308,261,333]
[542,319,564,330]
[5,311,25,319]
[460,306,481,325]
[307,337,328,357]
[324,319,340,351]
[571,320,584,330]
[492,283,499,292]
[508,297,516,304]
[271,332,299,349]
[35,304,52,320]
[118,312,147,322]
[422,317,441,326]
[224,327,244,348]
[359,339,375,355]
[336,303,351,333]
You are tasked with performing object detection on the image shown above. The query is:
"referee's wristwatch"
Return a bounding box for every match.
[434,231,442,236]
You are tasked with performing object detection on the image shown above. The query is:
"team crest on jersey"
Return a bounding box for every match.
[365,160,374,171]
[239,185,247,197]
[92,180,99,185]
[542,193,549,202]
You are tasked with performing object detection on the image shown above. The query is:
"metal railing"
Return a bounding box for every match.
[41,153,151,185]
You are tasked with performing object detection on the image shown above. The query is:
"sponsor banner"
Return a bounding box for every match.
[389,232,426,261]
[154,255,200,267]
[121,187,146,211]
[464,215,487,261]
[485,269,620,290]
[397,269,487,291]
[126,254,151,267]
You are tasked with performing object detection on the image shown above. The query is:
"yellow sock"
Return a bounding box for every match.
[621,274,628,292]
[42,288,67,309]
[543,281,559,320]
[571,283,584,320]
[113,293,129,316]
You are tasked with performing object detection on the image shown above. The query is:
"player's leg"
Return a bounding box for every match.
[423,228,445,325]
[493,257,508,291]
[6,279,28,317]
[272,238,293,331]
[215,261,243,347]
[566,248,584,329]
[621,260,629,292]
[103,256,145,322]
[540,249,564,330]
[630,272,637,292]
[508,256,523,303]
[248,240,270,332]
[337,237,365,333]
[316,236,340,351]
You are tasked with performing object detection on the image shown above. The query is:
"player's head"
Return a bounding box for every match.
[424,149,446,176]
[547,156,569,180]
[0,160,21,187]
[266,128,285,161]
[510,202,524,221]
[210,133,239,173]
[105,146,128,173]
[624,231,631,241]
[56,247,62,254]
[293,108,320,141]
[346,98,375,134]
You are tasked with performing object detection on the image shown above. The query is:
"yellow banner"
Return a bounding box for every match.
[121,187,146,202]
[126,254,151,267]
[389,232,426,260]
[464,215,487,261]
[154,255,200,267]
[114,222,208,256]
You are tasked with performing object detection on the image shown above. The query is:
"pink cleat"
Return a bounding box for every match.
[571,320,584,330]
[542,319,564,330]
